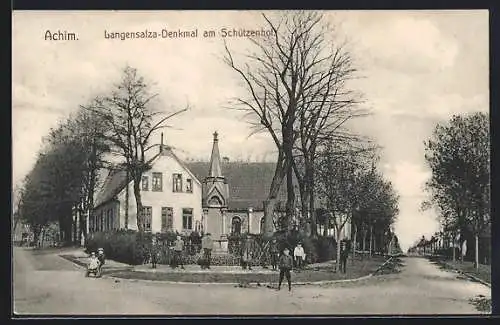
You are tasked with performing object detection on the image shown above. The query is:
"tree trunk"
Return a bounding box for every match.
[73,208,78,245]
[308,146,317,238]
[263,151,287,238]
[13,214,20,234]
[335,229,341,272]
[369,225,373,257]
[33,225,41,247]
[352,223,357,259]
[77,205,82,245]
[299,184,309,231]
[362,227,367,252]
[125,169,129,229]
[475,233,479,270]
[263,199,277,238]
[452,233,456,262]
[133,178,144,232]
[285,165,295,232]
[304,157,317,237]
[388,234,392,256]
[40,227,45,248]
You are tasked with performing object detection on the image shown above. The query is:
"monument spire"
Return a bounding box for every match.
[209,131,223,178]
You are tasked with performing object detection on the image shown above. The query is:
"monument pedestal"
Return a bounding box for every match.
[213,234,229,253]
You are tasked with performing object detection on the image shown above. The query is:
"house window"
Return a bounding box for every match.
[161,207,173,232]
[231,217,241,235]
[260,217,265,234]
[152,173,163,191]
[142,175,149,191]
[141,206,152,231]
[173,174,183,192]
[186,178,193,193]
[182,208,193,230]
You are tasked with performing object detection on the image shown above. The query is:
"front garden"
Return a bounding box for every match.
[85,229,339,267]
[108,255,386,283]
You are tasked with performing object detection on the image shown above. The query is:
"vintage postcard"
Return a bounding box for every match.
[12,10,491,316]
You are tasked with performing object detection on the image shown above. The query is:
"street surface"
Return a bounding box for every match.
[13,247,490,315]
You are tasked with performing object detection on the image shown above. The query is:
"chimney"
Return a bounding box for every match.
[159,133,164,154]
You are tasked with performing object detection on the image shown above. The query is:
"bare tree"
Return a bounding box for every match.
[315,140,379,271]
[291,25,366,236]
[224,11,364,236]
[86,66,188,232]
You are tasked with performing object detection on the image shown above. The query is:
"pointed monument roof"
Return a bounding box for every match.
[208,131,223,178]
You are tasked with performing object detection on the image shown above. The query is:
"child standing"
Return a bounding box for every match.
[293,243,305,270]
[278,248,293,291]
[173,236,185,269]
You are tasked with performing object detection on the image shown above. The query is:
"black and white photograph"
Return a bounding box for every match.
[12,10,491,315]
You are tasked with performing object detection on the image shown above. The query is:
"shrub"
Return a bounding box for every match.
[313,236,336,263]
[85,230,151,265]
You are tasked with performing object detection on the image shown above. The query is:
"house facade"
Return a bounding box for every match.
[90,143,203,235]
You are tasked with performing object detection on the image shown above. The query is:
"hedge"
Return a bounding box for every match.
[85,230,152,265]
[85,230,338,266]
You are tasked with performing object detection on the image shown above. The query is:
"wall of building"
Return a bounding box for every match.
[222,210,265,235]
[92,201,120,231]
[115,153,203,234]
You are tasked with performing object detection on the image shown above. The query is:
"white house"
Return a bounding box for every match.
[90,142,203,235]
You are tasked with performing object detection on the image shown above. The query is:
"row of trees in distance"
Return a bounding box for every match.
[413,112,490,269]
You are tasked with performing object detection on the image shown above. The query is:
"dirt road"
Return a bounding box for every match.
[12,247,491,315]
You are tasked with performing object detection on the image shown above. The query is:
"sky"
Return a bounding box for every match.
[12,10,489,251]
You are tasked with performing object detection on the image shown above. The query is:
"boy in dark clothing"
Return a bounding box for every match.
[269,239,279,271]
[278,248,293,291]
[173,236,185,269]
[97,248,105,277]
[201,233,213,269]
[339,240,348,273]
[151,242,159,269]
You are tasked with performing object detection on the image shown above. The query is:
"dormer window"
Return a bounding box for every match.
[186,178,193,193]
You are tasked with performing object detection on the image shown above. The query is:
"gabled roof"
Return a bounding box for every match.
[94,168,128,208]
[186,161,291,211]
[94,147,201,209]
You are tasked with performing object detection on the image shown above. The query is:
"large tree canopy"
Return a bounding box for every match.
[423,112,489,268]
